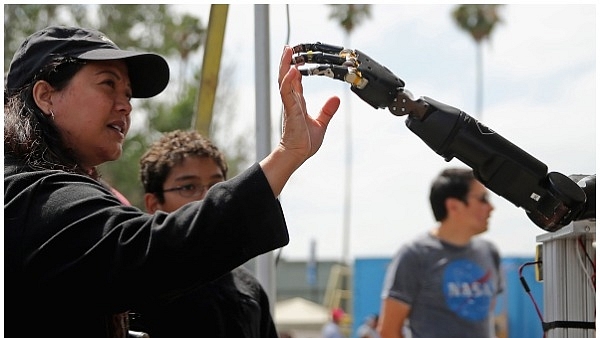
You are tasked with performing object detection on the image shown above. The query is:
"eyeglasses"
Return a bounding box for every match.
[161,182,221,198]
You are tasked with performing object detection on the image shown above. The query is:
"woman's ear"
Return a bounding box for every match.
[32,80,55,117]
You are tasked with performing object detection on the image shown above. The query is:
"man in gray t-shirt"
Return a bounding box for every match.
[378,168,504,338]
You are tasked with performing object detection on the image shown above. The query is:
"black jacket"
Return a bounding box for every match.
[5,155,288,338]
[130,266,278,338]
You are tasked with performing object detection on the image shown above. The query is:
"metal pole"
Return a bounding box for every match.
[342,34,352,266]
[254,4,275,313]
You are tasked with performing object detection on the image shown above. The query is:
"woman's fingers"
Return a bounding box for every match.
[278,46,293,88]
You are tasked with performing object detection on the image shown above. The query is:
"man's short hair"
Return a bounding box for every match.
[429,168,475,221]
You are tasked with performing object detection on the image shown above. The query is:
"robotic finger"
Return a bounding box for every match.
[292,42,347,55]
[297,64,367,89]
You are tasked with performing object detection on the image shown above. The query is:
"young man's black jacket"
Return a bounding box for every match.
[130,265,279,338]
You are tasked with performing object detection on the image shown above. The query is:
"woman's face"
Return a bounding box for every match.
[50,60,132,170]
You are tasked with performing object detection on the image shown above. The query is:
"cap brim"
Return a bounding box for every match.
[77,49,170,98]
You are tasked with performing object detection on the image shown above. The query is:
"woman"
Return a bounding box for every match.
[4,26,340,338]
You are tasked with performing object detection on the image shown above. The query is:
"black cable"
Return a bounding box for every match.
[285,4,290,46]
[518,260,545,338]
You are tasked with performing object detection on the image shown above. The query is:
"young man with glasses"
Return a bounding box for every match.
[378,168,504,338]
[132,129,279,338]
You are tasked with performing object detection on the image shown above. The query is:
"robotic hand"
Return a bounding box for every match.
[291,42,595,232]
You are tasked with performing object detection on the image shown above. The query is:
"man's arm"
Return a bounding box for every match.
[377,298,410,338]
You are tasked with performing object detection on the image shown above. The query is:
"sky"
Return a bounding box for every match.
[166,4,597,263]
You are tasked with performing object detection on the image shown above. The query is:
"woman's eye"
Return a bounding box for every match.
[102,79,116,88]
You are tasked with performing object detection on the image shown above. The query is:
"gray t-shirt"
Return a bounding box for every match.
[381,232,503,338]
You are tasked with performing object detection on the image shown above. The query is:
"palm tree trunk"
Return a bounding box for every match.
[476,41,483,118]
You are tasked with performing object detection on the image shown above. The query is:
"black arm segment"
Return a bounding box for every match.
[405,96,592,232]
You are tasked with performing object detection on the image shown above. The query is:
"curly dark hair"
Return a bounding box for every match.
[139,129,228,202]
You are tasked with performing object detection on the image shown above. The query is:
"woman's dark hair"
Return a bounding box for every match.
[4,57,94,177]
[429,168,474,221]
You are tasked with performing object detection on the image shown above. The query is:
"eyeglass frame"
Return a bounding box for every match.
[160,181,222,198]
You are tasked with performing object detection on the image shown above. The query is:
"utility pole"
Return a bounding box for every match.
[253,4,276,314]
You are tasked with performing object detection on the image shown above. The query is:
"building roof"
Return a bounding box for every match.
[274,297,330,328]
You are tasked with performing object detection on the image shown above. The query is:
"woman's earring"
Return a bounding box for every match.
[49,109,55,120]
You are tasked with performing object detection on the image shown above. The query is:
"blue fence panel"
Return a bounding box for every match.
[352,258,391,337]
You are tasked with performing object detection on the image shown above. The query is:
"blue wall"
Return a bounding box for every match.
[352,258,391,336]
[352,256,543,338]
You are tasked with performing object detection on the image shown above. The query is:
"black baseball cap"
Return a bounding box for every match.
[6,25,170,98]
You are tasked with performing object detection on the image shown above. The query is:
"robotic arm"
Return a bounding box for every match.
[291,42,595,232]
[399,93,594,232]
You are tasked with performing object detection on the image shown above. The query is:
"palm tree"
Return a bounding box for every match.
[328,4,372,34]
[327,4,372,267]
[452,4,504,118]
